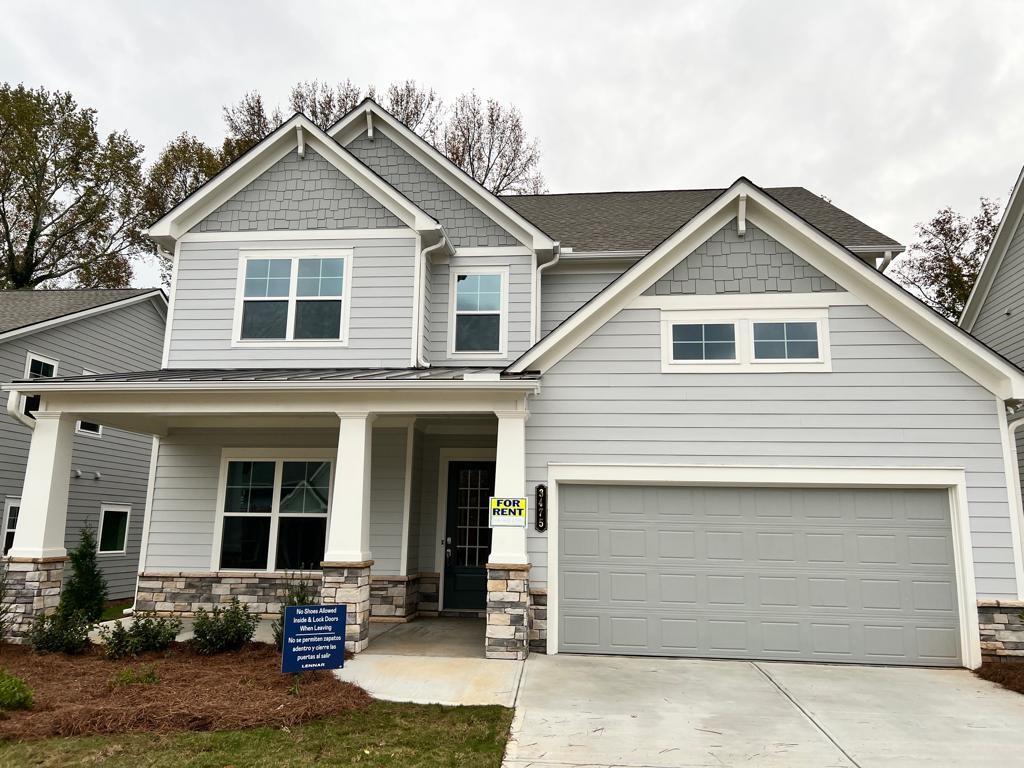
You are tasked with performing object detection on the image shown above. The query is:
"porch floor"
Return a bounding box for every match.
[367,616,485,659]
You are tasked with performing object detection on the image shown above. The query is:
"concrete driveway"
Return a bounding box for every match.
[504,654,1024,768]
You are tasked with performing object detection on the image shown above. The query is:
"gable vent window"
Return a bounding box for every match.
[22,354,57,418]
[752,321,820,360]
[237,250,350,345]
[451,269,507,355]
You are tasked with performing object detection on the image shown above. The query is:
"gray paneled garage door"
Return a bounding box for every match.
[558,485,961,666]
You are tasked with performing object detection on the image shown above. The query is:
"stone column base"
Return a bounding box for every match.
[486,563,530,660]
[321,561,372,653]
[4,557,66,642]
[979,599,1024,662]
[418,572,440,615]
[528,588,548,653]
[370,575,419,621]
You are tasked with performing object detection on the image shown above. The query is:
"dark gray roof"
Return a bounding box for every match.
[18,366,538,386]
[502,186,902,253]
[0,289,160,335]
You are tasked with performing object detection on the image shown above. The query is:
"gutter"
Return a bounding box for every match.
[6,390,35,430]
[413,229,449,367]
[2,379,541,394]
[533,242,561,344]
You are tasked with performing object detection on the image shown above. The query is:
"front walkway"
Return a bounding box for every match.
[504,654,1024,768]
[334,617,523,706]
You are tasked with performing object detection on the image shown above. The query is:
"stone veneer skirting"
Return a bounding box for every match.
[136,572,324,617]
[978,600,1024,663]
[486,564,530,660]
[370,576,420,620]
[5,558,65,642]
[528,588,547,653]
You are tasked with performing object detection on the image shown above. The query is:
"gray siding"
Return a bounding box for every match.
[426,254,533,365]
[167,237,416,368]
[194,149,402,233]
[0,299,165,598]
[369,427,410,575]
[541,270,621,337]
[644,221,842,295]
[972,217,1024,368]
[347,132,520,248]
[525,302,1014,599]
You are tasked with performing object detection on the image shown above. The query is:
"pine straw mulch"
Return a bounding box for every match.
[0,641,371,741]
[975,661,1024,695]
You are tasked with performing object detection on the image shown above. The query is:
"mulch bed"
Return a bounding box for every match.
[975,661,1024,695]
[0,641,371,740]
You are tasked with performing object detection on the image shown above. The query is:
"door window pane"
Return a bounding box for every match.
[455,314,500,352]
[753,321,819,360]
[294,300,342,339]
[280,461,331,513]
[275,517,327,570]
[224,461,276,513]
[99,508,129,553]
[241,301,288,339]
[220,516,271,569]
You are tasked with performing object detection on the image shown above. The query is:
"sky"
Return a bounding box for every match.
[2,0,1022,288]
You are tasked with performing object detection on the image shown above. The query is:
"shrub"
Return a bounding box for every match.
[60,529,107,622]
[271,575,317,650]
[27,610,91,654]
[192,598,258,655]
[99,612,182,660]
[109,665,159,688]
[0,668,32,710]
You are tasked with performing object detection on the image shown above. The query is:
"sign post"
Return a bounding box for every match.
[489,496,528,528]
[281,604,347,674]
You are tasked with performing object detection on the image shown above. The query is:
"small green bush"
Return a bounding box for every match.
[0,669,32,710]
[99,613,182,660]
[109,665,159,688]
[271,576,317,650]
[60,529,107,623]
[27,610,92,654]
[192,598,258,655]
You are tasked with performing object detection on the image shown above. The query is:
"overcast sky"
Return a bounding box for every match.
[3,0,1023,287]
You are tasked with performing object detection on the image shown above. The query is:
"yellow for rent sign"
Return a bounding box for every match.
[489,496,528,528]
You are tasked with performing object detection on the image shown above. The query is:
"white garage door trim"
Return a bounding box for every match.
[544,464,981,669]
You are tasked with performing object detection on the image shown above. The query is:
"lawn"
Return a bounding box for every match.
[0,700,514,767]
[99,599,134,622]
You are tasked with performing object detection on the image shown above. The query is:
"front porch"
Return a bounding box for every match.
[2,370,539,660]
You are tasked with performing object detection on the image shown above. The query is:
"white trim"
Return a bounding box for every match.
[961,164,1024,330]
[434,447,496,611]
[230,248,354,348]
[161,241,180,368]
[75,420,103,438]
[447,265,510,359]
[632,292,861,310]
[8,378,540,394]
[508,181,1024,401]
[211,448,335,573]
[660,307,831,373]
[330,101,555,253]
[399,420,416,576]
[0,291,166,347]
[137,436,160,574]
[97,503,131,555]
[456,246,533,257]
[179,228,416,243]
[2,496,20,556]
[1000,404,1024,598]
[543,462,981,669]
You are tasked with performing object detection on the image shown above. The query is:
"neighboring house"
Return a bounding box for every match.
[0,289,166,601]
[6,100,1024,670]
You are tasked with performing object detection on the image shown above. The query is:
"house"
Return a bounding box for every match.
[5,100,1024,669]
[0,289,166,606]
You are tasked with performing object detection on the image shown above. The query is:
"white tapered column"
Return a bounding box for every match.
[488,411,529,566]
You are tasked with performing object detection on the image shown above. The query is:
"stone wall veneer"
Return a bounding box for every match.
[321,562,372,653]
[4,557,65,642]
[978,600,1024,662]
[486,564,530,660]
[418,573,440,615]
[528,588,547,654]
[370,575,419,620]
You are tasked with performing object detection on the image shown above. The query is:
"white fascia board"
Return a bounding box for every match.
[960,164,1024,331]
[4,379,540,394]
[0,290,167,346]
[147,115,438,248]
[330,102,556,253]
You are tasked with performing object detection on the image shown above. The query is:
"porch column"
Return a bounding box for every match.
[321,412,375,653]
[486,410,531,660]
[6,411,76,641]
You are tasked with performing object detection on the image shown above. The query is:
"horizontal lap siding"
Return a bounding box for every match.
[0,300,164,598]
[168,238,415,368]
[369,428,409,575]
[540,271,620,337]
[972,220,1024,368]
[525,303,1015,599]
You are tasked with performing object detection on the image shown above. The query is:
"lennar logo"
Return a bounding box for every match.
[489,497,528,527]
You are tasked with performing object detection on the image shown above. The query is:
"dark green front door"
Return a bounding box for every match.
[442,461,495,610]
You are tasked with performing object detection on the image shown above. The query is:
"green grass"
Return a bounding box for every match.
[99,600,133,623]
[0,700,513,768]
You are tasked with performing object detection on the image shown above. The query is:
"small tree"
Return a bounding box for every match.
[60,529,107,622]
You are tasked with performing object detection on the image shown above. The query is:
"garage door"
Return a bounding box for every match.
[558,485,961,666]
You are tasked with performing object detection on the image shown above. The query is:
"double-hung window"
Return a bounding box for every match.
[237,250,350,343]
[451,268,507,355]
[22,353,57,418]
[217,455,332,572]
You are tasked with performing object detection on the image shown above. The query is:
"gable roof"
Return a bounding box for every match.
[328,99,557,254]
[502,187,903,254]
[507,177,1024,400]
[0,288,165,342]
[960,163,1024,331]
[146,114,440,250]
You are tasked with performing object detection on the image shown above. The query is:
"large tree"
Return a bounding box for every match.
[890,198,1001,320]
[0,83,146,288]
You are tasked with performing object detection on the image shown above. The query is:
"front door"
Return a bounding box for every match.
[443,460,496,610]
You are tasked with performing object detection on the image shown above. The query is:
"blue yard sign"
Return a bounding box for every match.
[281,604,347,674]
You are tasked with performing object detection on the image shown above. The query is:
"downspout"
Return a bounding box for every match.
[415,232,448,368]
[6,389,35,430]
[533,242,561,344]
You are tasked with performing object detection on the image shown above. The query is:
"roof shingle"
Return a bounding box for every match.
[0,289,159,335]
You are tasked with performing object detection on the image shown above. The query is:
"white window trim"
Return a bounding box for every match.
[231,248,353,348]
[660,307,831,373]
[210,448,335,573]
[2,496,20,555]
[21,352,59,418]
[447,265,510,358]
[97,503,131,555]
[76,370,103,437]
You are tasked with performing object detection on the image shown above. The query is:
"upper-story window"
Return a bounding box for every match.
[752,321,819,360]
[22,353,57,418]
[234,249,351,345]
[450,267,508,356]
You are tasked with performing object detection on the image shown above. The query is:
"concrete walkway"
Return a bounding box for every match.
[504,654,1024,768]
